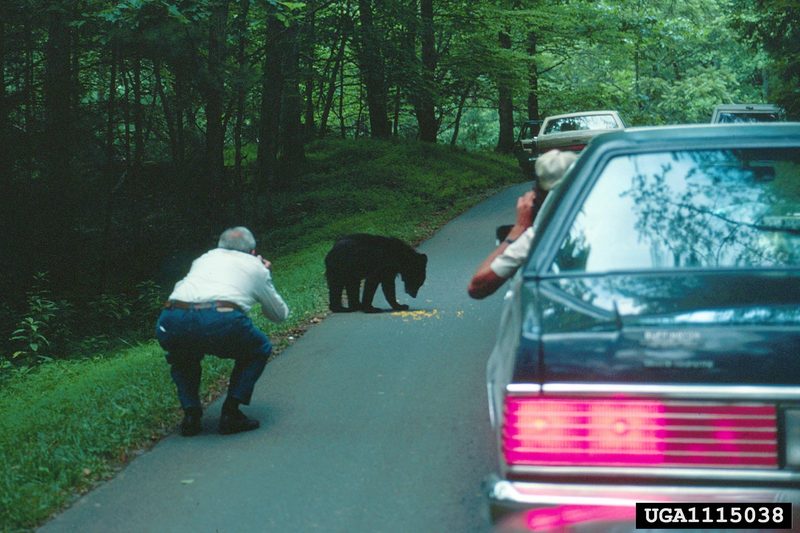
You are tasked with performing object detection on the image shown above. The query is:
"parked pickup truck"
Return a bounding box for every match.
[513,119,544,178]
[535,110,625,156]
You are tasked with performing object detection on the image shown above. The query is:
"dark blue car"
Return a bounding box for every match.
[485,123,800,532]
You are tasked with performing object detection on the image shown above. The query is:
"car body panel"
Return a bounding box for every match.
[535,272,800,384]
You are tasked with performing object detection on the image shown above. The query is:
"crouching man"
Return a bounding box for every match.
[156,226,289,436]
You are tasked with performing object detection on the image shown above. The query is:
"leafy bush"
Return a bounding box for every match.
[7,273,70,365]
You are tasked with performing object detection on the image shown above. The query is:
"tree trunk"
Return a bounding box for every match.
[319,32,346,137]
[132,52,144,168]
[43,5,74,254]
[450,82,471,146]
[257,15,284,189]
[339,51,346,138]
[0,17,9,181]
[154,60,179,163]
[399,0,416,136]
[393,85,401,136]
[106,43,118,167]
[302,0,316,137]
[100,41,119,291]
[526,30,539,120]
[355,76,364,139]
[23,18,33,154]
[415,0,437,142]
[122,60,132,163]
[0,16,12,261]
[634,37,641,111]
[44,8,72,172]
[280,22,306,178]
[357,0,391,138]
[234,0,250,204]
[496,30,514,154]
[206,0,229,218]
[71,2,82,112]
[174,68,186,166]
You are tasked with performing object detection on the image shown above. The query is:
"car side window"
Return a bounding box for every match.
[552,149,800,273]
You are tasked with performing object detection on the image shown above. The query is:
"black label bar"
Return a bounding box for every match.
[635,503,791,529]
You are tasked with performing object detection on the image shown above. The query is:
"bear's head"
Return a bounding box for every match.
[401,252,428,298]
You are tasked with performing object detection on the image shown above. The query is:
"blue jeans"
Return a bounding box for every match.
[155,307,273,410]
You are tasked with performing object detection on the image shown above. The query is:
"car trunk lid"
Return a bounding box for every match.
[533,271,800,385]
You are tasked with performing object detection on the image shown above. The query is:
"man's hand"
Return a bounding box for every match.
[515,190,536,230]
[467,190,537,300]
[257,255,272,270]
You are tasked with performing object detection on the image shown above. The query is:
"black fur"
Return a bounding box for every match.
[325,234,428,313]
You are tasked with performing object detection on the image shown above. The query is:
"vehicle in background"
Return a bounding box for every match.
[484,123,800,532]
[711,103,784,123]
[513,119,544,178]
[535,110,625,157]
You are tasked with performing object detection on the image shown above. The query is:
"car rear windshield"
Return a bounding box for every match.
[543,114,618,134]
[716,112,782,123]
[552,148,800,273]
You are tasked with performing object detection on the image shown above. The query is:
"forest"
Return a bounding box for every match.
[0,0,797,367]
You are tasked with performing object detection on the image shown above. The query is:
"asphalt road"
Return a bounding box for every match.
[40,182,530,533]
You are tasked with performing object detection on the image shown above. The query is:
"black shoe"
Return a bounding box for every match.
[219,408,260,435]
[180,408,203,437]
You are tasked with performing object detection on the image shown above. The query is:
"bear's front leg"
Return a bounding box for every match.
[362,276,382,313]
[381,274,408,311]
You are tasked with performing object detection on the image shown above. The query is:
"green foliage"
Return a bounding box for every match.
[259,138,519,256]
[531,0,768,125]
[133,280,166,319]
[91,293,133,322]
[730,0,800,118]
[8,273,65,365]
[0,347,184,529]
[2,276,166,371]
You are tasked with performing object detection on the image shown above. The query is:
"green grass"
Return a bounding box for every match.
[0,138,520,531]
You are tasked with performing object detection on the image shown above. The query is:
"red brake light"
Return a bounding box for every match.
[503,397,778,468]
[560,144,586,152]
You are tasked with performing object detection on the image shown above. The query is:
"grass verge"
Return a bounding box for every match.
[0,138,520,531]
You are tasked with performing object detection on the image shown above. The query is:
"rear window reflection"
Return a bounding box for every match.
[717,113,781,123]
[553,148,800,272]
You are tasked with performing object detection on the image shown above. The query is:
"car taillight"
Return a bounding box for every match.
[560,144,586,152]
[503,397,778,469]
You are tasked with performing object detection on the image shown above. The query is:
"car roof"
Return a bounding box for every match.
[712,103,782,112]
[586,122,800,152]
[544,110,620,120]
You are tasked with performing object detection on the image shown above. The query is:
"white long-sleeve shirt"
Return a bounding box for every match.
[168,248,289,322]
[490,227,535,279]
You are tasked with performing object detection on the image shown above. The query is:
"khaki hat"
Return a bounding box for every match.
[535,149,578,190]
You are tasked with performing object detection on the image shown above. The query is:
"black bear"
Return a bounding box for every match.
[325,234,428,313]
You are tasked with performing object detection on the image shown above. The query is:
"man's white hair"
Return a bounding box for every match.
[218,226,256,252]
[535,149,578,191]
